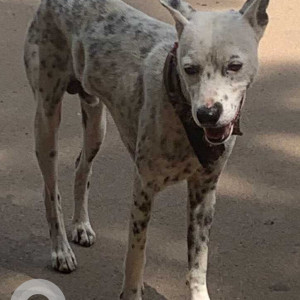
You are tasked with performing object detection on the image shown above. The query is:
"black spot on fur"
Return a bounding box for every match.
[41,60,46,68]
[104,24,115,36]
[197,212,203,224]
[204,177,213,184]
[210,185,216,191]
[201,188,208,194]
[121,24,132,33]
[147,181,154,188]
[164,176,170,184]
[133,222,140,235]
[107,12,118,21]
[139,221,147,230]
[141,191,149,202]
[49,150,57,158]
[116,15,126,24]
[77,229,84,242]
[89,43,101,58]
[140,47,149,56]
[204,215,213,226]
[138,202,151,214]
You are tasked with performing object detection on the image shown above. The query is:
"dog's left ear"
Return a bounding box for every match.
[240,0,270,41]
[160,0,195,37]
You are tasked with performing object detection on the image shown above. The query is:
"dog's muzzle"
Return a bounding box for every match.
[202,97,244,145]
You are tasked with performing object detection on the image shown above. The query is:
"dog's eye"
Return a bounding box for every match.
[184,65,201,75]
[227,62,243,72]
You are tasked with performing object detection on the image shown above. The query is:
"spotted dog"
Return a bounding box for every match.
[24,0,270,299]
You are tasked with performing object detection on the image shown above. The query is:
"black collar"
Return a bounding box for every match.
[163,43,242,169]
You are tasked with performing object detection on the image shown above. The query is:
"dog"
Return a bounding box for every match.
[24,0,270,299]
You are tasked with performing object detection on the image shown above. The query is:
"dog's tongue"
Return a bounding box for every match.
[204,124,233,144]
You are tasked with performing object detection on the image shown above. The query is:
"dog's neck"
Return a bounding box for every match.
[163,42,242,168]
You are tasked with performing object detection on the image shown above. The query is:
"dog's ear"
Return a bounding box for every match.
[160,0,195,37]
[240,0,270,40]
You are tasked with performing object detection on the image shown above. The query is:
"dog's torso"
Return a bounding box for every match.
[26,0,234,186]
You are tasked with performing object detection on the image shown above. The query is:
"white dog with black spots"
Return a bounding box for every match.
[24,0,270,299]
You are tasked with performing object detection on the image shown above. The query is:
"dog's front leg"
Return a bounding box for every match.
[121,175,155,300]
[187,171,219,300]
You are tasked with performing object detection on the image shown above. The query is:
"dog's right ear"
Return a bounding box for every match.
[160,0,195,37]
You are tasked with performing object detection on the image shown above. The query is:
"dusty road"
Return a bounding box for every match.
[0,0,299,299]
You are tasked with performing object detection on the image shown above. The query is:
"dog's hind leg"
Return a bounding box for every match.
[186,170,220,300]
[72,95,106,247]
[25,16,77,272]
[33,63,77,272]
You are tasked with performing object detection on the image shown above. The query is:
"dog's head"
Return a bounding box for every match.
[161,0,270,144]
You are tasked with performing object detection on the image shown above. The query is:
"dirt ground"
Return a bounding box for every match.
[0,0,299,299]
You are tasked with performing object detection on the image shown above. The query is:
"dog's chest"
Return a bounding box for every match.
[135,101,201,182]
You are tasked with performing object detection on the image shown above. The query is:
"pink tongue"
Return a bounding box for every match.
[204,124,232,142]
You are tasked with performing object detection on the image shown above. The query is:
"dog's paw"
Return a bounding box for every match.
[190,288,210,300]
[120,288,143,300]
[191,295,210,300]
[51,242,77,273]
[72,222,96,247]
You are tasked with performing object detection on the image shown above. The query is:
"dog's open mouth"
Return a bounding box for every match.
[203,97,244,145]
[204,123,234,144]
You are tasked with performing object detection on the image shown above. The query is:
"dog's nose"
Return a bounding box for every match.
[196,102,223,126]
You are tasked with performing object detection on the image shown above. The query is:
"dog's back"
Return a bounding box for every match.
[25,0,175,151]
